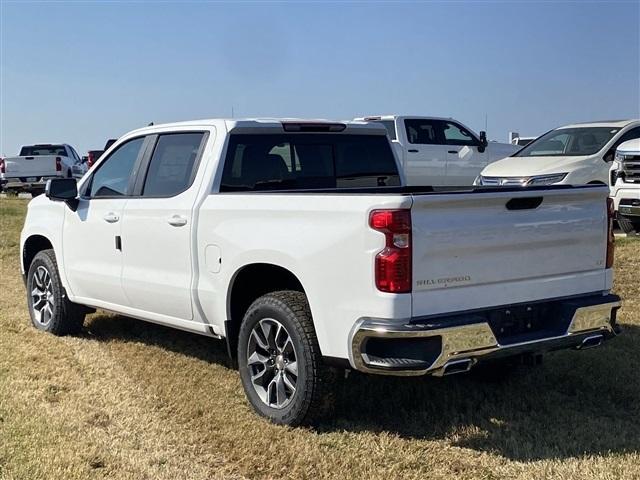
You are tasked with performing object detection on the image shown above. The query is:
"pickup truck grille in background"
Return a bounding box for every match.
[621,154,640,183]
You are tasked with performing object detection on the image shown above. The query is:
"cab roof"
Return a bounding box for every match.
[559,119,639,129]
[125,118,386,137]
[355,115,455,122]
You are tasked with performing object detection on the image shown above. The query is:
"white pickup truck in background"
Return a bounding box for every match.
[1,144,87,195]
[20,118,620,426]
[610,138,640,234]
[357,115,519,186]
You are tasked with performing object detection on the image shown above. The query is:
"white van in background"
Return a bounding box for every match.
[357,115,519,186]
[476,120,640,187]
[610,138,640,234]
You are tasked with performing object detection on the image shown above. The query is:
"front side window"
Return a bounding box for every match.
[87,137,145,197]
[515,127,620,157]
[220,134,400,191]
[70,146,82,162]
[141,133,204,197]
[442,121,478,146]
[613,126,640,149]
[404,119,441,145]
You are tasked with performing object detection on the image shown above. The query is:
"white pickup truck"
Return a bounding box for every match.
[610,138,640,234]
[356,115,519,185]
[1,144,86,195]
[20,118,620,426]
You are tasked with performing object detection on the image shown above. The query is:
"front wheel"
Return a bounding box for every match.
[618,215,640,234]
[237,291,336,426]
[26,249,86,335]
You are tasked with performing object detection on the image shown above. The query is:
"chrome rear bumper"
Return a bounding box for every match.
[349,294,621,376]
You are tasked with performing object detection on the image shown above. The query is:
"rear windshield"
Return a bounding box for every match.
[220,134,400,191]
[20,145,67,156]
[514,127,619,157]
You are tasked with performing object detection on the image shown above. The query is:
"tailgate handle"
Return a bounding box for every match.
[25,156,34,160]
[506,197,543,210]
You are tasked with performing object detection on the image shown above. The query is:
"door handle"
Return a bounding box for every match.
[167,215,188,227]
[408,149,419,153]
[447,150,458,154]
[103,212,119,223]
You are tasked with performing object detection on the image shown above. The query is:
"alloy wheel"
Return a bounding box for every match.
[247,318,298,409]
[31,266,54,326]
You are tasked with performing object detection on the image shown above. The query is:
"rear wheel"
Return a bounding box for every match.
[27,249,86,335]
[237,291,336,426]
[618,215,640,234]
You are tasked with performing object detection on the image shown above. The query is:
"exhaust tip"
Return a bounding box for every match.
[442,358,474,376]
[578,334,604,350]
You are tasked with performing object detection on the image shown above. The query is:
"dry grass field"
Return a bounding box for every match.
[1,197,639,480]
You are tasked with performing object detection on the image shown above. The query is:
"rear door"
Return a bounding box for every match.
[410,186,609,317]
[120,131,208,320]
[402,118,448,186]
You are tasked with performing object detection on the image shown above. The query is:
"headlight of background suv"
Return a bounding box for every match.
[526,173,568,186]
[611,160,621,186]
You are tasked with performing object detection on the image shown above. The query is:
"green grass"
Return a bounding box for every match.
[1,197,640,479]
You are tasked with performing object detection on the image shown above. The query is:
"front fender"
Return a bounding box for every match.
[20,197,70,292]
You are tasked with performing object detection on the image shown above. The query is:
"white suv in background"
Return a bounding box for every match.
[476,120,640,186]
[610,138,640,234]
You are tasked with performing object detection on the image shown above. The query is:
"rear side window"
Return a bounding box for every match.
[142,133,205,197]
[404,119,441,145]
[20,145,67,156]
[220,134,400,191]
[88,137,145,197]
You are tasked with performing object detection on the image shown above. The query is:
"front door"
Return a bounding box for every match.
[120,132,207,320]
[62,136,147,306]
[442,120,487,186]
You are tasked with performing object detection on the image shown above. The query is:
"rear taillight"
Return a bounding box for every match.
[369,209,412,293]
[606,197,615,269]
[55,156,62,172]
[0,158,5,174]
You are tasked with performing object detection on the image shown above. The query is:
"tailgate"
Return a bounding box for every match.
[5,156,58,177]
[410,186,609,317]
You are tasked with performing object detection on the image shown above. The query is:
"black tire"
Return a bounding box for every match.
[237,290,336,426]
[26,249,86,335]
[618,215,640,234]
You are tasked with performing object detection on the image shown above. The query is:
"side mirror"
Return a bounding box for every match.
[478,131,488,152]
[45,178,78,211]
[603,150,615,162]
[81,156,89,164]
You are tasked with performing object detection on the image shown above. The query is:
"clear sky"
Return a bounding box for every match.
[1,1,639,155]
